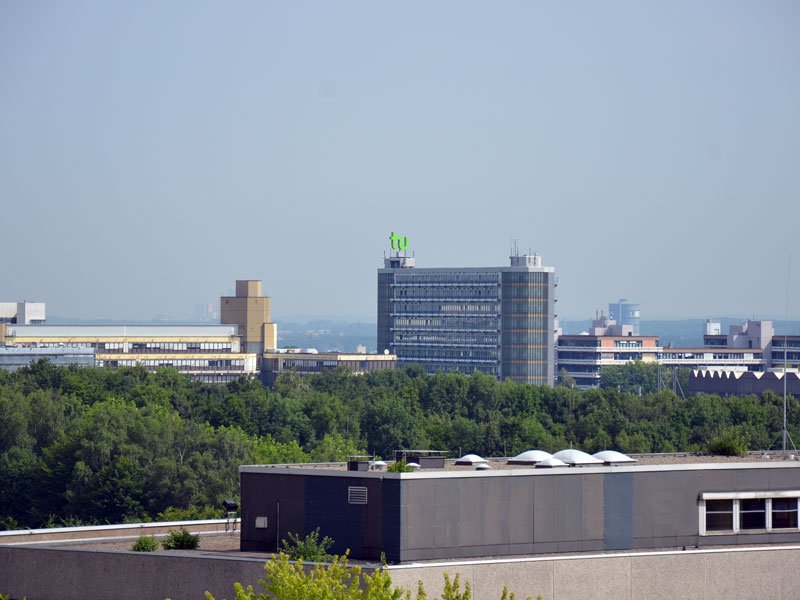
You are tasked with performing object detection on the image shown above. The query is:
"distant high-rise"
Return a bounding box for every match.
[609,298,640,335]
[378,251,556,385]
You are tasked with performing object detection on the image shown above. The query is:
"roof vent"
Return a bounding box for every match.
[348,486,368,505]
[476,463,492,470]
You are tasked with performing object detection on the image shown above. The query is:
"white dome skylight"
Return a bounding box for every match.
[552,449,604,466]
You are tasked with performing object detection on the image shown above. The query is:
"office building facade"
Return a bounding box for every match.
[378,253,556,385]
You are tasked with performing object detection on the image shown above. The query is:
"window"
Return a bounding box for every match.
[772,498,799,529]
[705,499,734,532]
[739,499,766,530]
[700,492,800,534]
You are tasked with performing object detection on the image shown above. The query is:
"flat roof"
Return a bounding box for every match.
[10,324,239,338]
[241,453,800,478]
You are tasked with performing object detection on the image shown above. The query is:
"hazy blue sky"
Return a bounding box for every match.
[2,1,799,322]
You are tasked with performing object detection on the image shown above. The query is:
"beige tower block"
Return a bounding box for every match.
[220,280,278,354]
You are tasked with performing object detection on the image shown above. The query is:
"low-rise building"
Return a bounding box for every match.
[239,453,800,564]
[1,324,258,383]
[261,349,397,386]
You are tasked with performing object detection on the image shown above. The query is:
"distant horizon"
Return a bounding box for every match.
[41,312,800,328]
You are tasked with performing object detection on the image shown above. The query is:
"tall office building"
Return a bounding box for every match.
[378,253,556,385]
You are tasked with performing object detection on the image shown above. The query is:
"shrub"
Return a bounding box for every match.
[707,428,748,456]
[131,535,159,552]
[279,528,333,562]
[387,459,413,473]
[162,528,200,550]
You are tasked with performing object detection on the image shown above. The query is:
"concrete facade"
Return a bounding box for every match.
[3,543,800,600]
[378,253,556,385]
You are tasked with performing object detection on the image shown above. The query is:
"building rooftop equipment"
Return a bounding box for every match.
[552,449,604,466]
[593,450,637,465]
[454,453,487,465]
[507,450,554,465]
[534,457,569,468]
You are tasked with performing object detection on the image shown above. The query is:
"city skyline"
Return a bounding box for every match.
[2,2,799,321]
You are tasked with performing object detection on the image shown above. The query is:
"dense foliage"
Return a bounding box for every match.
[1,360,797,529]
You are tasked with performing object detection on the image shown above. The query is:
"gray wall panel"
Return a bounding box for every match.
[557,475,583,542]
[533,476,559,543]
[604,472,633,550]
[737,468,771,491]
[434,479,460,549]
[769,467,800,489]
[509,476,534,544]
[581,474,604,541]
[484,477,511,546]
[405,479,435,551]
[459,479,485,547]
[650,472,678,538]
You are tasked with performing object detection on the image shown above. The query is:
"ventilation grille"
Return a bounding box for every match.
[348,486,368,505]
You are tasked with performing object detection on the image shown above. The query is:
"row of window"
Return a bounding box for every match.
[393,317,500,329]
[393,273,502,285]
[701,494,799,534]
[393,287,500,299]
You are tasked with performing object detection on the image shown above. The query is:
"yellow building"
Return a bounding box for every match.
[220,280,278,353]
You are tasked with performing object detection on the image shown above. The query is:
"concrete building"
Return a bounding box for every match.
[0,301,46,324]
[239,454,800,564]
[261,349,397,386]
[0,324,258,383]
[378,252,556,385]
[608,298,640,335]
[220,280,278,354]
[558,317,794,389]
[556,313,660,388]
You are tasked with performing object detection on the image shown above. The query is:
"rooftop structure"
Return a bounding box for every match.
[239,453,800,563]
[378,244,556,385]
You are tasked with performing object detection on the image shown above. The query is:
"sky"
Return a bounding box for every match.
[1,1,799,322]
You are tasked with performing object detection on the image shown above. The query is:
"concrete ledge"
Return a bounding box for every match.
[0,519,239,545]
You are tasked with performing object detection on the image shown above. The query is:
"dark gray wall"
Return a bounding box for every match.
[240,465,800,563]
[240,472,401,561]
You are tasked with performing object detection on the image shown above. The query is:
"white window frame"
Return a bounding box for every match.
[699,491,800,535]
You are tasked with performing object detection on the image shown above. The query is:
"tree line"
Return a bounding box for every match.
[1,360,797,529]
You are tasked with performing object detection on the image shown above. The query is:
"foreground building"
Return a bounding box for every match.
[378,252,556,385]
[239,453,800,564]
